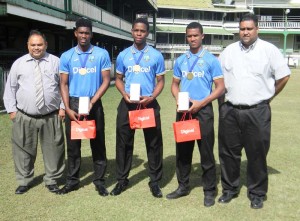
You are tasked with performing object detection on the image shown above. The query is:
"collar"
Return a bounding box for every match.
[131,44,149,54]
[239,38,258,52]
[26,53,49,62]
[75,45,94,54]
[186,48,206,59]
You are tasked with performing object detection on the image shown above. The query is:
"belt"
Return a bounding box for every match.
[227,100,269,110]
[17,108,59,119]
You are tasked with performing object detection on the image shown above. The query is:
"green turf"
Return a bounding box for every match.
[1,69,299,220]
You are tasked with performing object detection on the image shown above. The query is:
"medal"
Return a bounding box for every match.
[133,65,141,73]
[187,72,194,80]
[79,68,87,75]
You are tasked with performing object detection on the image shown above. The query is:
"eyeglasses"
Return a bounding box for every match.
[239,28,255,31]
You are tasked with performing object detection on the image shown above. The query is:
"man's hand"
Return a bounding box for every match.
[9,112,17,120]
[58,109,65,121]
[140,96,155,107]
[65,108,79,122]
[189,99,205,114]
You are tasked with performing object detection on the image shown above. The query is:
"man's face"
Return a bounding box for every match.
[239,20,259,47]
[186,28,204,52]
[75,27,92,48]
[27,34,47,59]
[131,22,149,46]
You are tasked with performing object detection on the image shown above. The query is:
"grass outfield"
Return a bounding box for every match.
[1,69,299,221]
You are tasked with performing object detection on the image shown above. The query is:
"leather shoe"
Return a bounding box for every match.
[218,192,238,203]
[250,197,264,209]
[204,195,215,207]
[110,182,128,196]
[46,184,59,193]
[15,186,29,194]
[166,187,190,199]
[56,184,79,195]
[149,184,163,198]
[95,184,109,197]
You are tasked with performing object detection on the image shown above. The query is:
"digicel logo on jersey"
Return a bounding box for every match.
[73,66,97,74]
[182,71,204,78]
[128,66,151,73]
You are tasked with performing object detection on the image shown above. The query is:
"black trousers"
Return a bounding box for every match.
[175,103,216,196]
[65,97,107,186]
[218,102,271,198]
[115,98,163,186]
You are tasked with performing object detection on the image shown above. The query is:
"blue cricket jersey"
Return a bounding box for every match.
[116,44,165,96]
[173,49,223,101]
[59,45,111,97]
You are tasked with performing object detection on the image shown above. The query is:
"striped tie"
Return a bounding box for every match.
[34,60,45,109]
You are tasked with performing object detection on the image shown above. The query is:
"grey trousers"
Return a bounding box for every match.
[11,111,65,186]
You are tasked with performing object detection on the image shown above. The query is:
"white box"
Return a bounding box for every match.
[78,97,90,115]
[177,92,189,111]
[130,83,140,101]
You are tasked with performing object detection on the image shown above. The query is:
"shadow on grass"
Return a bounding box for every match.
[37,156,279,192]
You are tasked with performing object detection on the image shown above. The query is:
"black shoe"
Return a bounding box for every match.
[56,184,79,195]
[166,187,190,199]
[46,184,59,193]
[149,184,163,198]
[15,186,29,194]
[250,197,264,209]
[110,182,128,196]
[204,195,215,207]
[218,192,238,203]
[95,184,109,197]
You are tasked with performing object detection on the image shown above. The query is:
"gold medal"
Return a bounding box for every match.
[133,65,141,73]
[187,72,194,80]
[79,68,87,75]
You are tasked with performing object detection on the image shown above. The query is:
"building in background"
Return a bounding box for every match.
[155,0,300,69]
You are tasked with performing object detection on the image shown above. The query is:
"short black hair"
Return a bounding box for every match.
[186,22,203,34]
[75,17,92,31]
[240,13,258,27]
[132,18,149,31]
[28,30,47,42]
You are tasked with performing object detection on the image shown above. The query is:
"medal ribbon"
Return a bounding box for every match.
[187,49,206,72]
[133,47,145,65]
[78,53,89,68]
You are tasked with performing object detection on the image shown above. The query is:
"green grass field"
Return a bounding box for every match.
[1,70,300,221]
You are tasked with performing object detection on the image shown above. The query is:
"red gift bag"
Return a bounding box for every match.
[173,113,201,143]
[128,105,156,129]
[71,118,96,140]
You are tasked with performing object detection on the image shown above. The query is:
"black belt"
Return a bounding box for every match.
[17,108,58,119]
[227,100,269,110]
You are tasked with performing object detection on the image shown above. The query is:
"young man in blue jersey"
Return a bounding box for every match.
[110,18,165,198]
[166,22,224,207]
[58,17,111,196]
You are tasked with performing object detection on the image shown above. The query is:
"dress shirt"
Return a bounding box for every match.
[3,53,64,115]
[219,38,291,106]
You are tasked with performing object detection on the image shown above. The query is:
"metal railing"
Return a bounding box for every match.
[156,44,223,53]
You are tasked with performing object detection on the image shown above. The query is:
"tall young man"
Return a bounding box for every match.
[58,17,111,196]
[110,18,165,198]
[167,22,224,207]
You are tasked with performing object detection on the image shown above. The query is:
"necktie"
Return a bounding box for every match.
[34,60,45,109]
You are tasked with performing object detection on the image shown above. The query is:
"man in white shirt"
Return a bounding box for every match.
[218,13,290,209]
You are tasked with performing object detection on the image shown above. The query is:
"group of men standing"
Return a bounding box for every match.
[3,13,290,210]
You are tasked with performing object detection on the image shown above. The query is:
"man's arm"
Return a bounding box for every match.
[171,77,181,105]
[140,75,165,106]
[3,66,18,120]
[115,73,131,103]
[189,78,225,114]
[60,73,78,121]
[274,75,290,98]
[89,69,110,110]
